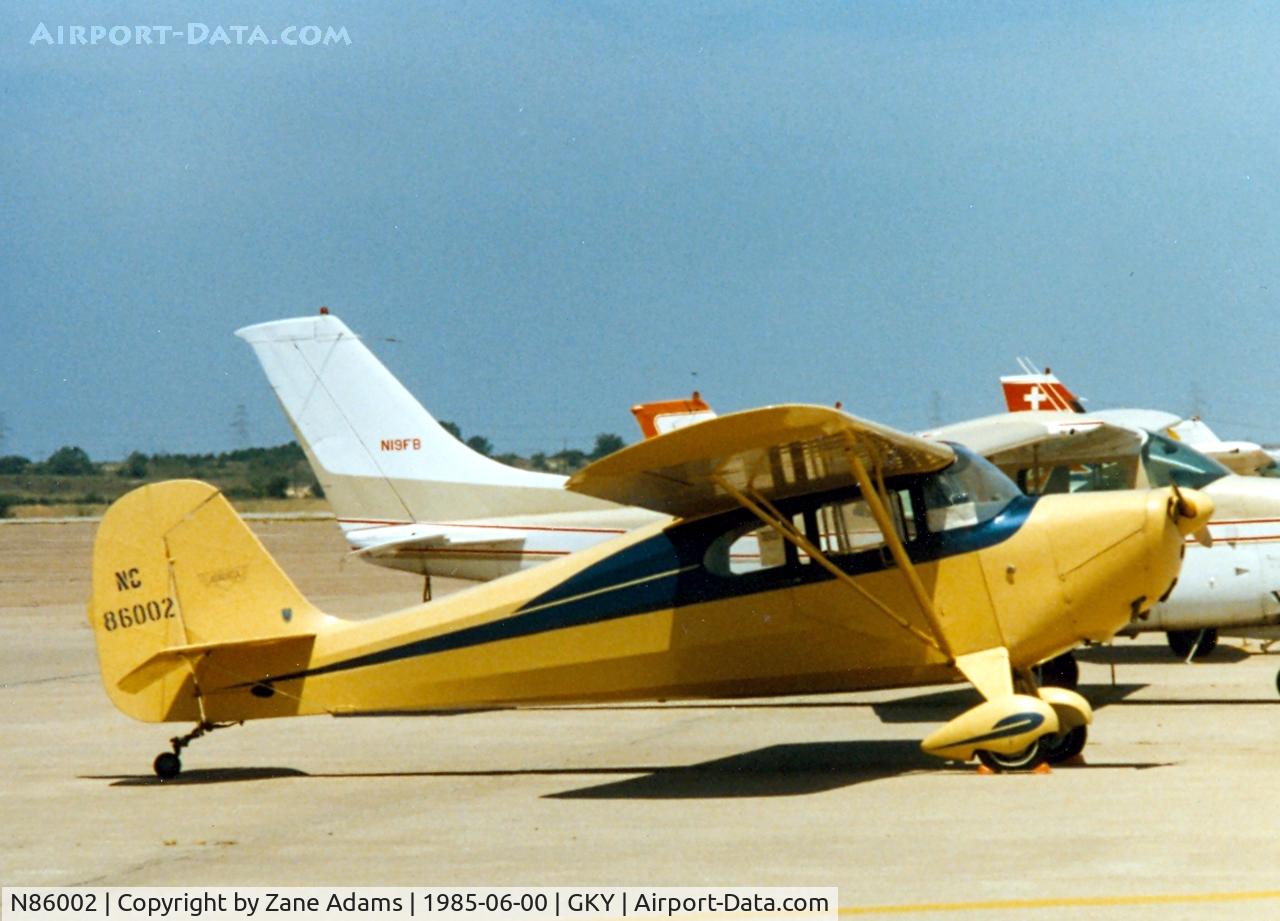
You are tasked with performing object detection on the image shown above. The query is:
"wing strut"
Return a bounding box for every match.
[839,432,955,660]
[711,474,947,655]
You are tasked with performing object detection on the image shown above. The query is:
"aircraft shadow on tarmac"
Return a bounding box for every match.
[546,741,950,798]
[869,683,1146,724]
[544,738,1174,798]
[91,767,311,786]
[86,729,1172,795]
[1077,644,1251,665]
[85,747,935,794]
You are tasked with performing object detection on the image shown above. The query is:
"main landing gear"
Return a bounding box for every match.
[979,651,1082,771]
[977,721,1088,773]
[1167,627,1217,660]
[152,721,240,779]
[973,667,1089,774]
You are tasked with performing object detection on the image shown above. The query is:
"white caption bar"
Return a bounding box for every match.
[3,888,838,921]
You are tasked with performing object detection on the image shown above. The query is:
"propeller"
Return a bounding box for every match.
[1169,481,1213,547]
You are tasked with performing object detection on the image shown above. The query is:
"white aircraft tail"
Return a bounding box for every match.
[236,312,611,529]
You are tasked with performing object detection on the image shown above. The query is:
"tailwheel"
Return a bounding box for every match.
[976,738,1046,773]
[151,720,240,779]
[153,752,182,779]
[1167,628,1218,659]
[1040,724,1087,764]
[1033,652,1079,690]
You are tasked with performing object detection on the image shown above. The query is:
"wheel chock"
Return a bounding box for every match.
[976,761,1052,775]
[976,760,1054,775]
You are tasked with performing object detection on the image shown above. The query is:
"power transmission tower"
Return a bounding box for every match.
[1188,381,1205,419]
[231,404,250,447]
[929,390,945,428]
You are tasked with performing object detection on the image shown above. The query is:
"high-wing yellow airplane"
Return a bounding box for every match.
[88,406,1210,779]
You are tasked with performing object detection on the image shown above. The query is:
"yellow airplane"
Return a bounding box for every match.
[88,405,1210,779]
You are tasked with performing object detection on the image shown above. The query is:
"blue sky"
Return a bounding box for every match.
[2,2,1278,460]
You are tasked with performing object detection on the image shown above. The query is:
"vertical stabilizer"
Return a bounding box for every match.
[1000,362,1084,414]
[236,313,603,527]
[631,392,717,439]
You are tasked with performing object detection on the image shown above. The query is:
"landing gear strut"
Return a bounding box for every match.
[152,720,240,779]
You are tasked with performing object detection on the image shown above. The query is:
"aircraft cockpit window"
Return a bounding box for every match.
[922,445,1019,532]
[1141,432,1230,489]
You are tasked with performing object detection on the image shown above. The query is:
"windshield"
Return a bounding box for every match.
[922,444,1022,532]
[1141,432,1230,489]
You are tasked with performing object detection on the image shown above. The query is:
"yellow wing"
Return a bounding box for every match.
[567,404,955,517]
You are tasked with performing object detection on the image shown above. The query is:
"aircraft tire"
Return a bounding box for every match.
[1041,724,1087,764]
[153,752,181,780]
[1167,628,1218,659]
[1033,652,1079,690]
[976,739,1046,773]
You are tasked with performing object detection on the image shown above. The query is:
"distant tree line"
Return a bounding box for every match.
[434,422,624,469]
[0,426,630,517]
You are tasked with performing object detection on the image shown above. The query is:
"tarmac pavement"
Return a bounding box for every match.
[4,519,1280,918]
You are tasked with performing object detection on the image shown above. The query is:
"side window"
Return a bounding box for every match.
[891,489,917,542]
[813,497,882,555]
[703,488,919,577]
[808,489,916,554]
[705,523,788,576]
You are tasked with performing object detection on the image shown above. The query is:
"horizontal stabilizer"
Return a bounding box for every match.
[117,633,317,694]
[348,523,533,559]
